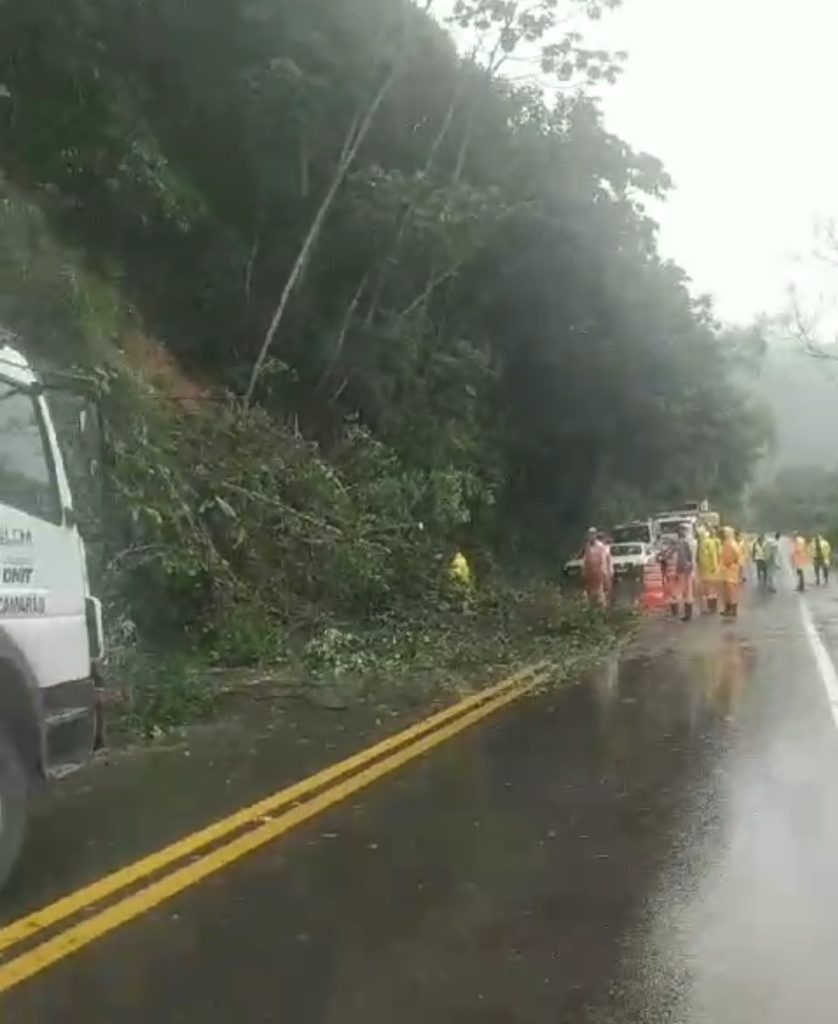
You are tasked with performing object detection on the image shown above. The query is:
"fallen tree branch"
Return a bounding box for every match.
[218,480,344,536]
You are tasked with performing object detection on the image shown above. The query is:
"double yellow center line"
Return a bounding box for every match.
[0,661,549,996]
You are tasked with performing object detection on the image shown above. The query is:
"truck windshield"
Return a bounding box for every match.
[657,518,687,536]
[0,383,60,523]
[613,524,650,544]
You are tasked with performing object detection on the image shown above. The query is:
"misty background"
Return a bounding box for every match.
[755,344,838,474]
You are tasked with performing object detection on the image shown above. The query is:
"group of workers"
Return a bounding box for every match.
[449,531,833,619]
[582,524,751,620]
[582,525,835,620]
[662,524,753,621]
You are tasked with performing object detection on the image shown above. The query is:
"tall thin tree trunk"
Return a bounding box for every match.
[407,30,510,320]
[364,67,470,326]
[244,6,438,406]
[244,77,391,406]
[244,230,260,310]
[299,133,310,199]
[453,32,506,184]
[244,1,438,406]
[317,274,368,393]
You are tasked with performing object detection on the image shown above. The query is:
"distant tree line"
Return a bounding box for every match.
[753,467,838,540]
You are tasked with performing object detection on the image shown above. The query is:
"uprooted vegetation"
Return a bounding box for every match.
[98,371,629,737]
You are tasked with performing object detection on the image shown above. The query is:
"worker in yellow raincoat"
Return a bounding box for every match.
[720,526,744,618]
[697,527,720,614]
[448,549,474,611]
[449,550,472,587]
[809,534,832,586]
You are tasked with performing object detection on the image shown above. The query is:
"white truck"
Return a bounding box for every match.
[0,342,103,886]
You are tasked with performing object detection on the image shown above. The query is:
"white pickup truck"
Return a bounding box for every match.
[0,342,103,886]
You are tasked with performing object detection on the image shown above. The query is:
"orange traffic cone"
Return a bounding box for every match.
[641,562,668,612]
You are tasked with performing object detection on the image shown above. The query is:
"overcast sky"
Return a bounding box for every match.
[442,0,838,328]
[591,0,838,327]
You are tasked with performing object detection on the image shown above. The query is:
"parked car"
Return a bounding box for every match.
[563,540,654,581]
[610,541,655,579]
[562,549,584,579]
[612,520,658,548]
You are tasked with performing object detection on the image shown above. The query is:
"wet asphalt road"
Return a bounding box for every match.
[6,579,838,1021]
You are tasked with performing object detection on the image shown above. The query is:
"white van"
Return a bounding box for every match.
[0,342,103,885]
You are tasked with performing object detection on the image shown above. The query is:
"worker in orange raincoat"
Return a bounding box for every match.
[720,526,744,618]
[582,528,612,608]
[792,534,809,592]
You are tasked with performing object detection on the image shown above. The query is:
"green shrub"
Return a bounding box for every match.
[206,603,286,668]
[119,650,219,739]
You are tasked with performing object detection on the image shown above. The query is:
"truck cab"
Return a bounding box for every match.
[612,519,658,548]
[0,342,103,886]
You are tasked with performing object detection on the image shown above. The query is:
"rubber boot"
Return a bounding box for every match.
[681,603,693,622]
[669,603,679,618]
[731,604,738,619]
[721,604,732,618]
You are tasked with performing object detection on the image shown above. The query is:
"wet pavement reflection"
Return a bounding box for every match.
[5,587,838,1021]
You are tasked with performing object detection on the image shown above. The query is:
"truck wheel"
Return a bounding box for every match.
[0,730,27,890]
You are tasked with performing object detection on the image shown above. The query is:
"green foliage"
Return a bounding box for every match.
[206,603,287,669]
[0,178,128,364]
[118,649,220,739]
[0,0,770,548]
[97,377,484,643]
[303,627,378,679]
